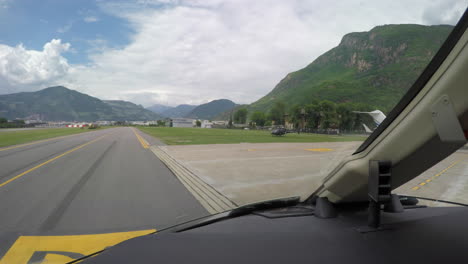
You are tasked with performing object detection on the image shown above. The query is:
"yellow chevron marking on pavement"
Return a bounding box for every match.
[0,229,156,264]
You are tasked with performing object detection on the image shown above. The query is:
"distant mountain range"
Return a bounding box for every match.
[184,99,237,120]
[146,104,197,118]
[0,86,237,122]
[146,104,174,115]
[102,100,162,121]
[0,86,162,121]
[146,100,237,120]
[161,104,197,118]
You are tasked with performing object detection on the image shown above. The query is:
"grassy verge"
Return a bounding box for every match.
[137,127,366,145]
[0,127,105,148]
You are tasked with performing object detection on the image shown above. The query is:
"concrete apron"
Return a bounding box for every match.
[155,142,362,208]
[153,142,468,209]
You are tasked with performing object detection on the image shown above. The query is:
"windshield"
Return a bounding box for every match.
[0,0,467,263]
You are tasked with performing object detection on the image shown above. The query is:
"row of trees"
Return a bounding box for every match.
[286,101,374,131]
[232,100,375,131]
[0,117,26,128]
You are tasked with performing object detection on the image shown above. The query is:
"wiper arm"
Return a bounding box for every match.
[229,196,300,217]
[176,196,301,232]
[400,195,468,207]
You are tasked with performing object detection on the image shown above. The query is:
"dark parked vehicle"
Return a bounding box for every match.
[271,127,287,136]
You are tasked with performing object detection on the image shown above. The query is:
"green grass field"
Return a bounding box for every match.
[138,127,366,145]
[0,127,102,148]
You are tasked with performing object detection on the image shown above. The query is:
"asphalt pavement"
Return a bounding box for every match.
[0,127,207,253]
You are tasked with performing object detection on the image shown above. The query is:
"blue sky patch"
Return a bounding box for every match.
[0,0,133,64]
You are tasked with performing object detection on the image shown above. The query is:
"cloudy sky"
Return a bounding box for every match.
[0,0,466,106]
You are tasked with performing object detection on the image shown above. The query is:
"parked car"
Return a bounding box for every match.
[271,127,287,136]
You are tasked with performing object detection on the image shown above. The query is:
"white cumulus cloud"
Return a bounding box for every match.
[0,39,70,88]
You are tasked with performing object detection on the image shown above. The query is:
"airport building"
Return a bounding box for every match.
[201,120,213,128]
[171,118,195,128]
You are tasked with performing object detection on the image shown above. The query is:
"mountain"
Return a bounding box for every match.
[185,99,237,120]
[250,24,454,112]
[161,104,197,118]
[146,104,174,115]
[103,100,163,121]
[0,86,162,121]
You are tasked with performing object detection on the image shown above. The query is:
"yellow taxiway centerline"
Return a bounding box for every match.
[0,134,108,188]
[410,160,462,191]
[131,128,149,149]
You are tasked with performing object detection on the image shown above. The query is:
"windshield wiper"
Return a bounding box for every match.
[400,195,468,207]
[175,196,301,232]
[228,196,300,217]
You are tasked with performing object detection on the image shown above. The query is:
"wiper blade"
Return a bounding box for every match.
[400,195,468,207]
[176,196,300,232]
[228,196,300,217]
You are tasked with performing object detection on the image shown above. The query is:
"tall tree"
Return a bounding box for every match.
[289,104,303,129]
[269,101,286,125]
[337,103,354,131]
[250,111,267,127]
[318,100,338,129]
[304,103,321,129]
[233,108,248,124]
